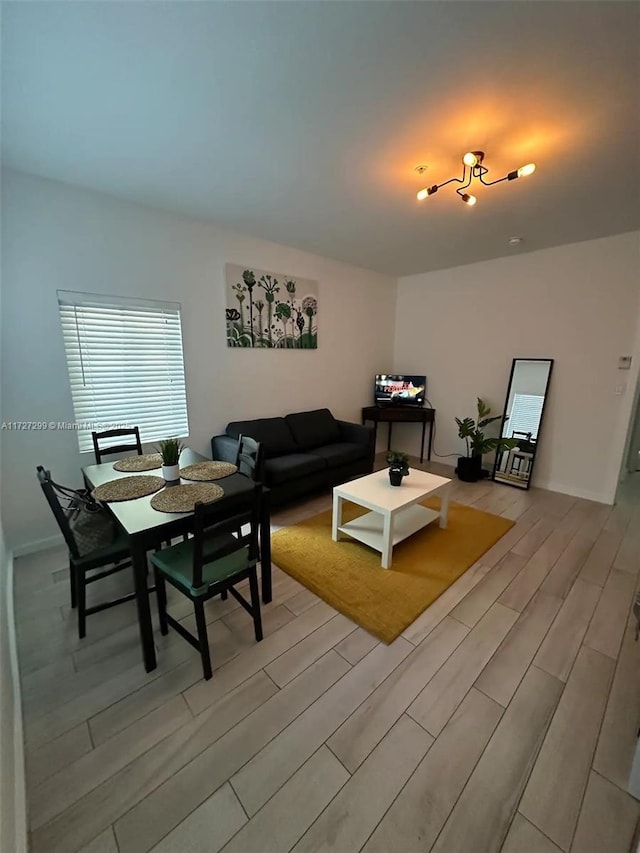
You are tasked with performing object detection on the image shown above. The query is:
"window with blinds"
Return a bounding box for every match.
[58,291,189,453]
[508,393,544,439]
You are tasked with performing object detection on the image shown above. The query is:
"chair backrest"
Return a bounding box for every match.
[235,434,264,483]
[191,484,261,590]
[511,430,532,442]
[92,427,143,464]
[36,465,80,558]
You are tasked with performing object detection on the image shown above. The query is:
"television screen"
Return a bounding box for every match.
[375,374,426,407]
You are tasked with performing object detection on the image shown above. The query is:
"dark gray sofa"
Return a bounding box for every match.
[211,408,375,505]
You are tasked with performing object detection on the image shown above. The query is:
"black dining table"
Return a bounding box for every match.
[82,448,272,672]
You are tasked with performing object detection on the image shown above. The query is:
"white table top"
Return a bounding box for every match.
[334,468,451,513]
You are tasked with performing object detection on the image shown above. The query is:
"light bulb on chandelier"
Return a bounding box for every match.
[517,163,536,178]
[416,151,536,206]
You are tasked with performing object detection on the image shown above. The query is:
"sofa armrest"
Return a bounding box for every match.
[337,420,375,466]
[211,434,239,464]
[337,419,372,445]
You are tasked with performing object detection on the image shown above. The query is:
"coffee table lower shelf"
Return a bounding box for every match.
[338,505,440,557]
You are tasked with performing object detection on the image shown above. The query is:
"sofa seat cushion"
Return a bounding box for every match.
[265,453,327,486]
[307,442,369,469]
[226,417,297,457]
[285,409,341,451]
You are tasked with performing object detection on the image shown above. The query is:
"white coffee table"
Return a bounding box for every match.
[331,468,452,569]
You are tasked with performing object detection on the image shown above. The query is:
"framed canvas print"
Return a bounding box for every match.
[225,263,318,349]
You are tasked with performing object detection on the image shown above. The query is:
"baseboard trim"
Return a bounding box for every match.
[536,479,614,505]
[13,533,64,557]
[5,548,28,853]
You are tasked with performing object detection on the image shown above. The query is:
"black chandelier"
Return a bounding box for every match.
[416,151,536,207]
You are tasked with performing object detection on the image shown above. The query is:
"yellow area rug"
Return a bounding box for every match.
[271,500,514,643]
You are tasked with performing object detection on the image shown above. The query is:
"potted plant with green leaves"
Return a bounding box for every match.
[157,438,185,484]
[455,398,519,483]
[386,450,410,486]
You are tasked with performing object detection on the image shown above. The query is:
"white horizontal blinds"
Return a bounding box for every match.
[58,291,189,453]
[509,393,544,440]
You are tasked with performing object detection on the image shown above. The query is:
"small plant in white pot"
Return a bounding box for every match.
[157,439,185,484]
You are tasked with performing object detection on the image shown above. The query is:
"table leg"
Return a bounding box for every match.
[420,419,427,463]
[428,419,434,461]
[363,417,379,456]
[382,513,393,569]
[387,423,393,452]
[439,486,450,529]
[131,538,156,672]
[261,488,272,603]
[332,493,343,541]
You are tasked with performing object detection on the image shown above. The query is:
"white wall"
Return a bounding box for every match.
[394,232,640,503]
[1,169,396,549]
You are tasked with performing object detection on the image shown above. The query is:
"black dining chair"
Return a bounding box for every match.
[235,434,265,483]
[224,434,265,599]
[92,427,143,465]
[151,484,263,680]
[37,466,137,639]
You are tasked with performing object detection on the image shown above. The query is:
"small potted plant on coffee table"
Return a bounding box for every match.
[386,450,410,486]
[158,438,185,484]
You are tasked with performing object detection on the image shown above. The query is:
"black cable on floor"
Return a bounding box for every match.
[424,397,459,460]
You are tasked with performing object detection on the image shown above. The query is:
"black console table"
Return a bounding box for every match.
[361,406,436,463]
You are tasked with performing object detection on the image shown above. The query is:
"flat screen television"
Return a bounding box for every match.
[374,374,426,407]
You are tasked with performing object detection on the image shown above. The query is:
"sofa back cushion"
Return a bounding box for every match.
[226,418,297,458]
[285,409,341,451]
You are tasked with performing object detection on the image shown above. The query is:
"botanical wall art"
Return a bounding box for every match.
[225,263,318,349]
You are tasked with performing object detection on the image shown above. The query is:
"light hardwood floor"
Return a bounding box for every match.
[16,457,640,853]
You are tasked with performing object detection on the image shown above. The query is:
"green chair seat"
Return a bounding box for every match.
[152,533,251,595]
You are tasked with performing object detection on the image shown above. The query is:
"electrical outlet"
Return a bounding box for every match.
[615,384,626,395]
[619,356,632,370]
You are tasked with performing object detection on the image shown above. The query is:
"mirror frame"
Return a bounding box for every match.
[491,357,554,491]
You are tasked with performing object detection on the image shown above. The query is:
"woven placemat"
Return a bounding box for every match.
[113,453,162,472]
[92,475,165,502]
[179,461,238,481]
[150,483,224,513]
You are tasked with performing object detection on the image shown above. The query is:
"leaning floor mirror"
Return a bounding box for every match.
[492,358,554,490]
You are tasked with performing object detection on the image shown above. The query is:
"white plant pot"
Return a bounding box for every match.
[162,463,180,483]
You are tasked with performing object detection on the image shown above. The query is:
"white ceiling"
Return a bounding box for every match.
[2,1,639,276]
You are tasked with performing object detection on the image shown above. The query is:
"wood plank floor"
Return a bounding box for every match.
[16,457,640,853]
